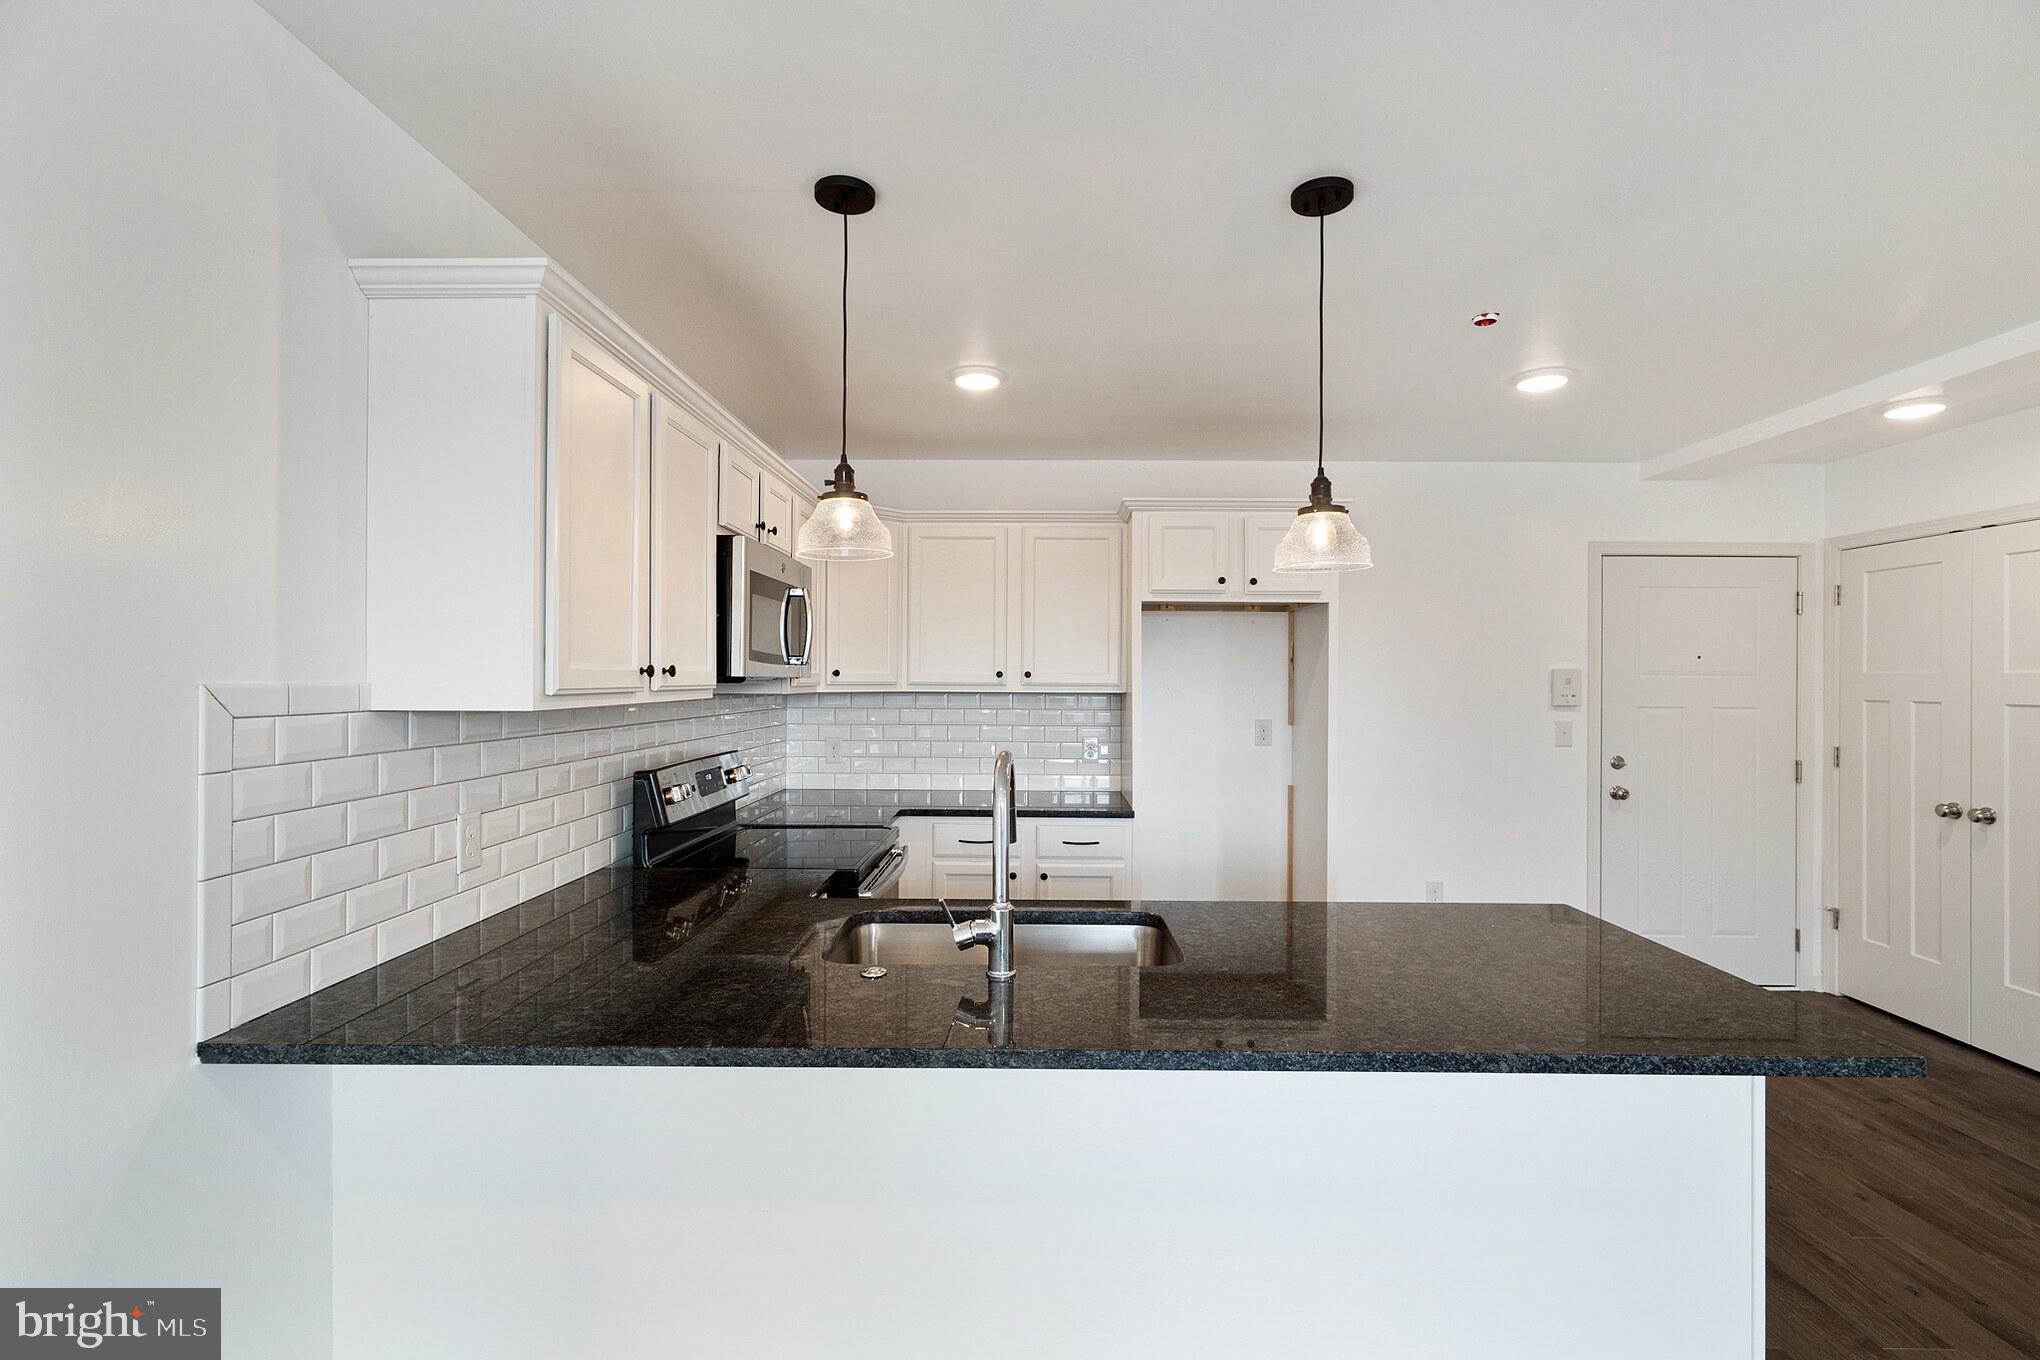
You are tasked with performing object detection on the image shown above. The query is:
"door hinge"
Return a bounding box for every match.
[1795,928,1802,953]
[1825,905,1840,930]
[1794,759,1804,784]
[1796,590,1804,615]
[1832,745,1841,768]
[1834,583,1842,606]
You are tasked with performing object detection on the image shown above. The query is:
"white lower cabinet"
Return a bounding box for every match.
[895,817,1133,901]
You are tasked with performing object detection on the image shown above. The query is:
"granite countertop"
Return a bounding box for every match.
[199,865,1923,1076]
[739,788,1132,827]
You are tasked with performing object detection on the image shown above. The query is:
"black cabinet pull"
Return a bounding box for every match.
[755,521,766,533]
[959,837,992,845]
[1039,871,1049,881]
[661,665,677,677]
[1023,670,1032,679]
[1249,577,1258,585]
[1009,871,1017,880]
[638,664,655,678]
[768,525,779,536]
[831,668,841,677]
[995,670,1004,679]
[1061,839,1100,846]
[1217,576,1227,584]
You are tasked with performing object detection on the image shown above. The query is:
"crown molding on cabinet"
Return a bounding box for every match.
[872,507,1122,525]
[348,257,791,482]
[1117,497,1302,519]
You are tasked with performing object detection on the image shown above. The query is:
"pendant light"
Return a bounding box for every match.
[794,174,895,562]
[1273,176,1373,573]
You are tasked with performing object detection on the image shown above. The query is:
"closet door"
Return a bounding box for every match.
[1837,535,1973,1039]
[1970,520,2040,1068]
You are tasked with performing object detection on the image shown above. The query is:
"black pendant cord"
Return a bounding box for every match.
[1317,211,1326,481]
[839,206,849,472]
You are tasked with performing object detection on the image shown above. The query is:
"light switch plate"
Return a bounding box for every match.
[1253,718,1274,747]
[1549,667,1583,708]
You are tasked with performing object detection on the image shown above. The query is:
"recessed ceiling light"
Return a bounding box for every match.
[951,366,1004,392]
[1513,367,1573,394]
[1881,398,1947,422]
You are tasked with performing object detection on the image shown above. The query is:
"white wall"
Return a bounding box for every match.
[0,3,536,1354]
[799,458,1824,906]
[1824,404,2040,538]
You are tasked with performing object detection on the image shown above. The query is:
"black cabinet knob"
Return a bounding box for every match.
[638,664,655,678]
[661,665,676,677]
[1023,670,1032,679]
[1249,577,1258,585]
[755,521,766,533]
[1008,871,1017,880]
[1218,576,1226,584]
[831,668,841,678]
[768,525,779,536]
[995,670,1004,678]
[1039,872,1048,881]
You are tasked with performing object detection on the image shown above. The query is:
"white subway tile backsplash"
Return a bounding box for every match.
[274,803,348,860]
[198,687,787,1035]
[781,691,1124,793]
[232,763,310,818]
[310,842,378,898]
[275,713,348,763]
[347,711,409,755]
[231,858,311,922]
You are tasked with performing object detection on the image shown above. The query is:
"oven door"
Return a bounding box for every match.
[720,535,813,680]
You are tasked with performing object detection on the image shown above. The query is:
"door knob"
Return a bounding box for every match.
[1934,802,1965,819]
[1608,786,1630,801]
[1609,755,1626,770]
[1969,806,1998,825]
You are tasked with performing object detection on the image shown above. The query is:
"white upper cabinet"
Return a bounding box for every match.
[907,525,1010,687]
[1143,512,1237,598]
[648,393,718,692]
[717,445,764,538]
[1018,524,1124,688]
[1241,511,1327,601]
[354,258,782,711]
[759,474,797,548]
[1131,505,1336,605]
[544,316,651,694]
[823,532,902,686]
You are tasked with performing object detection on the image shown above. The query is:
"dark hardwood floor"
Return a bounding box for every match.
[1769,996,2040,1359]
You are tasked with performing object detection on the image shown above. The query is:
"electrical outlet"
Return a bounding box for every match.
[1082,738,1103,762]
[1554,719,1574,748]
[1424,880,1445,902]
[1253,718,1274,747]
[457,810,484,873]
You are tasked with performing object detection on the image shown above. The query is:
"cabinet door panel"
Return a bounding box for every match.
[1242,512,1328,600]
[824,547,901,686]
[931,861,1000,900]
[717,445,762,538]
[1021,525,1123,688]
[1033,864,1130,900]
[648,393,717,691]
[1144,513,1236,597]
[545,316,649,694]
[759,474,797,549]
[907,525,1009,686]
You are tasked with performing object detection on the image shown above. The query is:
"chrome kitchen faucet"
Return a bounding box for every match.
[942,749,1018,979]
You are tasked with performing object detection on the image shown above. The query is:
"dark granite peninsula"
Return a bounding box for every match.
[199,864,1918,1075]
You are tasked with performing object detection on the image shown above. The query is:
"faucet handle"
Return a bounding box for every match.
[938,898,976,950]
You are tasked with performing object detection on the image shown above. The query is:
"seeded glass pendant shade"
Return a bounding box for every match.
[794,174,895,563]
[1273,176,1373,574]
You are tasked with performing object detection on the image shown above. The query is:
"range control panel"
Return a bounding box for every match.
[638,750,751,828]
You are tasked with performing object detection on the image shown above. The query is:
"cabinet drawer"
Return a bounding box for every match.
[1026,820,1130,861]
[930,820,1005,858]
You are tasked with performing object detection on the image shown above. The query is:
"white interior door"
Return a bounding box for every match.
[1969,519,2040,1067]
[1838,535,1973,1038]
[1600,555,1799,985]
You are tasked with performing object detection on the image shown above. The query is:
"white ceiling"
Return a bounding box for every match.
[260,0,2040,464]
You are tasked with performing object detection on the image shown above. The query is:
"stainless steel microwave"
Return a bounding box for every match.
[717,534,813,680]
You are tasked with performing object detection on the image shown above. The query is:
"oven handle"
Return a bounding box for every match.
[856,843,909,897]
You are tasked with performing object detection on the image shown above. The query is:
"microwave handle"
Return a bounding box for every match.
[782,585,812,665]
